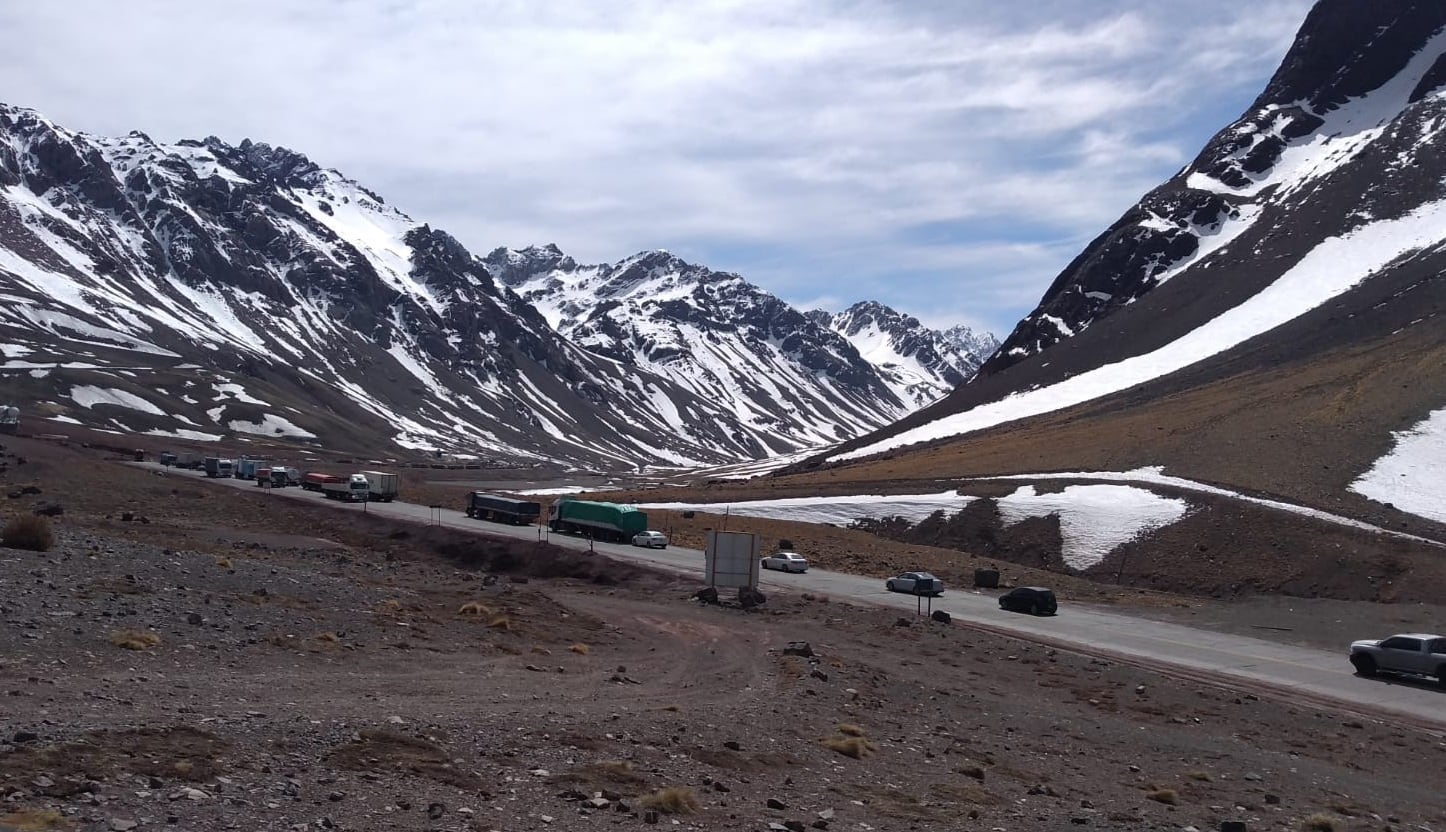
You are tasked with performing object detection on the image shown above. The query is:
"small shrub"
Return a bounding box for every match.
[1301,814,1339,832]
[823,736,876,759]
[569,643,590,655]
[0,808,71,831]
[110,629,160,650]
[1145,788,1178,805]
[660,704,680,712]
[458,601,491,616]
[313,632,339,643]
[216,557,232,569]
[955,764,985,780]
[2,514,54,551]
[530,645,551,655]
[639,786,699,814]
[1186,770,1211,782]
[837,723,866,737]
[487,615,511,631]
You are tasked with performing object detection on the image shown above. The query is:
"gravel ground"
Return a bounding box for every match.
[1,437,1445,832]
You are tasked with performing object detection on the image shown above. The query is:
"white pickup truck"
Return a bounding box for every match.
[1349,633,1446,685]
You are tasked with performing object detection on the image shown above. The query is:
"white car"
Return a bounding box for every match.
[631,530,669,549]
[761,552,809,573]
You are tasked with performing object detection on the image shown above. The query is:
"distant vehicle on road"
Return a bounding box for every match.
[549,499,647,543]
[761,551,808,573]
[257,468,290,488]
[885,571,943,596]
[466,492,541,525]
[321,474,370,502]
[361,470,400,502]
[1350,634,1446,685]
[203,457,234,478]
[302,472,340,492]
[631,530,669,549]
[235,458,269,481]
[998,587,1058,616]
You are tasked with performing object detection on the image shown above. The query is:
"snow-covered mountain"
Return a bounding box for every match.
[486,246,927,446]
[980,0,1446,376]
[817,0,1446,533]
[811,302,997,408]
[0,105,988,468]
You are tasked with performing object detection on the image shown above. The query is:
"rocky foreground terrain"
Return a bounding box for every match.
[1,436,1444,832]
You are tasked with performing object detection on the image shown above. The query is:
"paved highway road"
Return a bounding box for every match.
[143,463,1446,730]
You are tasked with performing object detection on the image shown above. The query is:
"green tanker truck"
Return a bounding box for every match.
[548,499,648,542]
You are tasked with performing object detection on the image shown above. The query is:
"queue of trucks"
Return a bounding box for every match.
[160,453,397,503]
[159,457,663,544]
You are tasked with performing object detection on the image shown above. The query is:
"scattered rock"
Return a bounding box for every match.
[767,797,788,810]
[693,586,719,604]
[723,740,741,750]
[930,610,951,624]
[738,587,766,608]
[426,802,445,820]
[1220,822,1247,832]
[782,641,814,657]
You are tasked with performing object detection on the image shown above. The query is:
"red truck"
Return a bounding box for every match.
[302,472,341,492]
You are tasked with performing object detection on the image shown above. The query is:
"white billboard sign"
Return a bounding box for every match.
[704,530,760,589]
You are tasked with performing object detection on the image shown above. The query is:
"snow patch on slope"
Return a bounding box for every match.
[981,468,1443,547]
[638,491,972,525]
[69,385,165,415]
[996,484,1189,570]
[1350,407,1446,524]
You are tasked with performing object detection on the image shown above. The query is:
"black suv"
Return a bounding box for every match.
[998,587,1058,616]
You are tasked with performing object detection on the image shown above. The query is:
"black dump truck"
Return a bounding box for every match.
[466,492,542,526]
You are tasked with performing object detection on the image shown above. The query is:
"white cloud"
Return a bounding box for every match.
[0,0,1313,336]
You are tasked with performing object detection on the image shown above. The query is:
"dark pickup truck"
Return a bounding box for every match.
[1350,633,1446,685]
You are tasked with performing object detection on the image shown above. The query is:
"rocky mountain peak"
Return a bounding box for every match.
[979,0,1446,378]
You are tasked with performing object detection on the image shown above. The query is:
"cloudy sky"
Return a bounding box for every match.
[2,0,1314,337]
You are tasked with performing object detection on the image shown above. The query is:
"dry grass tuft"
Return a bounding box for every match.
[172,760,194,777]
[639,786,700,814]
[530,645,552,655]
[823,736,876,759]
[660,704,680,712]
[1300,814,1339,832]
[0,809,71,831]
[313,632,339,643]
[216,557,232,569]
[109,629,160,650]
[955,763,985,780]
[570,643,590,655]
[837,723,866,737]
[2,514,54,551]
[1186,770,1211,782]
[1145,788,1179,805]
[457,601,492,616]
[487,615,512,631]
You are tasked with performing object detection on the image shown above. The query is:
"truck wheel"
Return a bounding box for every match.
[1437,665,1446,688]
[1350,653,1377,677]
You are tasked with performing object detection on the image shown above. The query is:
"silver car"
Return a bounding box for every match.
[885,571,944,596]
[761,552,809,573]
[631,530,669,549]
[1349,633,1446,684]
